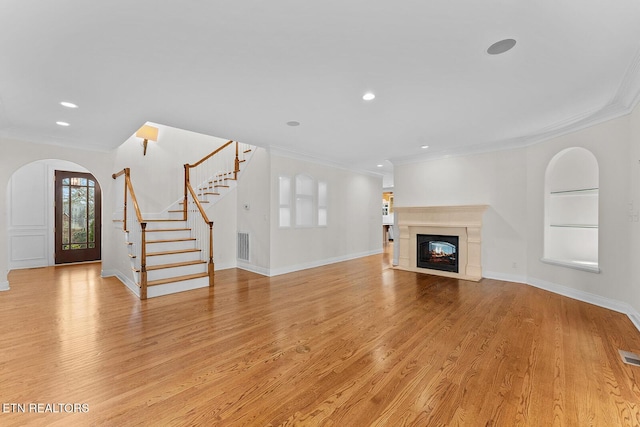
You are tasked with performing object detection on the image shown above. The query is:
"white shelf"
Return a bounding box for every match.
[550,187,598,195]
[550,224,598,229]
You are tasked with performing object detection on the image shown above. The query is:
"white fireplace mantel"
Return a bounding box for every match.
[395,205,488,281]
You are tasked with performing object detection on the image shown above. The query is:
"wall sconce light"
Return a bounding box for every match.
[136,125,159,156]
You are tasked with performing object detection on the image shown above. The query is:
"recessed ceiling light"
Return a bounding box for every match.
[377,164,384,168]
[487,39,516,55]
[56,121,70,126]
[363,93,375,101]
[421,145,429,149]
[60,101,78,108]
[286,121,300,127]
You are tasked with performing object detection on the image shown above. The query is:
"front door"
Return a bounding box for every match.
[55,170,101,264]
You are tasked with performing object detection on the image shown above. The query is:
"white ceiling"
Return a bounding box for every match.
[2,1,640,184]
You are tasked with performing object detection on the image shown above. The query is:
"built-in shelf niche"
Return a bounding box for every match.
[543,148,599,273]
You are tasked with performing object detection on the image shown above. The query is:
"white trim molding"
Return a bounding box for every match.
[525,275,640,334]
[101,269,139,298]
[239,249,383,278]
[483,271,640,334]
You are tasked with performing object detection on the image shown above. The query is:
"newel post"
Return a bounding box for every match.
[234,141,240,181]
[140,222,148,300]
[208,221,214,287]
[183,165,189,221]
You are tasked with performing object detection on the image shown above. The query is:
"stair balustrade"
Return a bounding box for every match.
[183,141,252,285]
[112,168,149,299]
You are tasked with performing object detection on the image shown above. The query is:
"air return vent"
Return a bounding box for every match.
[619,350,640,366]
[237,232,249,261]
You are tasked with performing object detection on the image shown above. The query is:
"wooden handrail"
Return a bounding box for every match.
[185,181,211,225]
[113,168,148,298]
[112,169,127,179]
[186,140,234,168]
[112,168,144,227]
[125,176,144,224]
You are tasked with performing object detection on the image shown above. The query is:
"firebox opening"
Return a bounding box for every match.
[417,234,459,273]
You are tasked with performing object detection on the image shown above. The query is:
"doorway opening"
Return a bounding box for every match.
[55,170,102,264]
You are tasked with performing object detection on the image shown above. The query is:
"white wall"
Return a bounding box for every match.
[268,153,382,275]
[8,160,89,269]
[0,137,117,290]
[236,147,271,274]
[2,130,384,292]
[208,186,238,271]
[112,123,233,214]
[394,148,529,280]
[629,100,640,314]
[525,115,631,306]
[394,106,640,323]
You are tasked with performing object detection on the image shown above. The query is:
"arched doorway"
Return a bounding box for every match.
[7,159,103,269]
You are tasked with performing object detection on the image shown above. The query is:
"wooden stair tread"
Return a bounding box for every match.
[148,260,206,271]
[147,272,209,287]
[146,238,196,244]
[179,200,210,204]
[214,185,229,188]
[144,219,186,222]
[134,260,206,272]
[147,248,201,256]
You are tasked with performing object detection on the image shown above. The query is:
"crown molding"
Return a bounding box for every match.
[393,45,640,166]
[610,42,640,110]
[268,145,383,178]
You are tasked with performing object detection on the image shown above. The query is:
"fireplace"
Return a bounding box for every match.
[417,234,459,273]
[394,205,487,281]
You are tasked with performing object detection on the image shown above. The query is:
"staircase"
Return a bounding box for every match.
[113,141,253,299]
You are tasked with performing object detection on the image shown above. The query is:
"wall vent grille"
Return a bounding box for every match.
[237,232,249,261]
[619,350,640,366]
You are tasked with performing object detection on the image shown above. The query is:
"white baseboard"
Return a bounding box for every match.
[527,276,632,315]
[489,274,640,333]
[237,249,383,277]
[101,269,140,298]
[483,270,527,285]
[484,271,640,333]
[236,261,270,276]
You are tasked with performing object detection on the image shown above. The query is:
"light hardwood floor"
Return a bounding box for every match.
[2,250,640,426]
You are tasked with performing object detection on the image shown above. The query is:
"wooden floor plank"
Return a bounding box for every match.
[2,250,640,426]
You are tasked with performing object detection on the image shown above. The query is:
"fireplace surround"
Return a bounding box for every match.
[395,205,487,281]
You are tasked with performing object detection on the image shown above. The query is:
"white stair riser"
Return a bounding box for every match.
[166,211,184,220]
[145,221,187,231]
[145,239,196,252]
[147,276,210,298]
[144,263,208,282]
[145,230,191,240]
[146,251,203,266]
